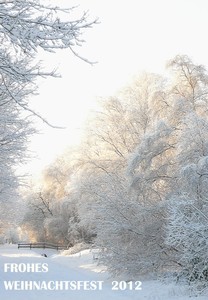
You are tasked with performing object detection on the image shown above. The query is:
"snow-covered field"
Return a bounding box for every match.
[0,244,207,300]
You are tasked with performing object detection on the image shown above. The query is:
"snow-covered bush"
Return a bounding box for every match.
[166,195,208,291]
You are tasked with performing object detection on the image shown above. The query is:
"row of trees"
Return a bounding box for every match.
[0,0,96,239]
[22,55,208,291]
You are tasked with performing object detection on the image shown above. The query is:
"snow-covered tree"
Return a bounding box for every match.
[165,115,208,290]
[0,0,96,119]
[71,74,174,277]
[21,149,93,245]
[165,56,208,291]
[0,0,96,234]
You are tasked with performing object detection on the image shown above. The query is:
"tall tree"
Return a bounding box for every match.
[165,56,208,291]
[72,73,173,277]
[0,0,96,234]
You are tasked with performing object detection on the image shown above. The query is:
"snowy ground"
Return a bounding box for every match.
[0,244,207,300]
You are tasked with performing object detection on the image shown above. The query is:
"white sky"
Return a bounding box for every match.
[21,0,208,176]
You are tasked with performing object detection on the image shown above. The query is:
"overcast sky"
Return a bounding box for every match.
[21,0,208,177]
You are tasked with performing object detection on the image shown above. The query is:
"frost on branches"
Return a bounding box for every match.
[0,0,96,234]
[75,56,208,289]
[166,115,208,292]
[0,0,96,117]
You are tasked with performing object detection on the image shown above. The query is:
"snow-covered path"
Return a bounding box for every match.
[0,244,207,300]
[0,245,139,300]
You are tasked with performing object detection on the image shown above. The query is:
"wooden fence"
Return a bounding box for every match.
[18,242,68,251]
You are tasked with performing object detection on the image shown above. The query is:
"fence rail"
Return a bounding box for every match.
[18,242,68,251]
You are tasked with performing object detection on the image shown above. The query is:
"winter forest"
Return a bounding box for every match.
[1,0,208,296]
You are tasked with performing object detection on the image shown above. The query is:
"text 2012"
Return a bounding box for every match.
[111,281,142,291]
